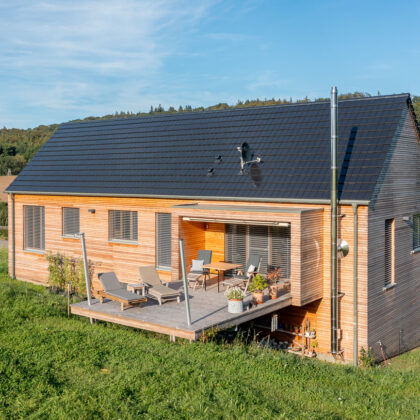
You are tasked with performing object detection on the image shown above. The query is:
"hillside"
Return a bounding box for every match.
[1,93,419,176]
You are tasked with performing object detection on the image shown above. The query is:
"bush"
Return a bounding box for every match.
[45,252,94,297]
[248,274,268,292]
[0,202,7,226]
[359,347,376,368]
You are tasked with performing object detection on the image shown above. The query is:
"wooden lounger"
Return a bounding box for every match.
[98,272,147,311]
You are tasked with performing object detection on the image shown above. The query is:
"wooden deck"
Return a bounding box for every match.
[71,284,292,341]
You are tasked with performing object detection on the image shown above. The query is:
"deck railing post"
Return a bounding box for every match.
[179,238,192,326]
[78,232,93,325]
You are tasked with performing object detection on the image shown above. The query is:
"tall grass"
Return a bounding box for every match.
[0,248,418,419]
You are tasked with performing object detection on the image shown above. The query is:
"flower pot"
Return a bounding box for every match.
[228,299,244,313]
[269,286,278,300]
[252,291,264,305]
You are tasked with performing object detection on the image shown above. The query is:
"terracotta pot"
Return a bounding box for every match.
[252,291,264,305]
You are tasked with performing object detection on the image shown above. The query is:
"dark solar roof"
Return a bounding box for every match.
[7,94,413,202]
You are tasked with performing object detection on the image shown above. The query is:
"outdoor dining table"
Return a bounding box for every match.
[202,262,242,293]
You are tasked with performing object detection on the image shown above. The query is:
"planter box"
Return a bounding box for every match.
[227,299,244,313]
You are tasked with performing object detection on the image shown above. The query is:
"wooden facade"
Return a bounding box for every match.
[8,193,374,362]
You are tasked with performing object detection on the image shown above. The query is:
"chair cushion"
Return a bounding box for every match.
[247,264,256,274]
[98,272,123,292]
[191,259,204,272]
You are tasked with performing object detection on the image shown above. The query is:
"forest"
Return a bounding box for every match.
[1,92,419,175]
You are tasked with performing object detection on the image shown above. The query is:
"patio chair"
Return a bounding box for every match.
[138,266,181,305]
[187,250,212,290]
[98,272,147,311]
[222,254,262,293]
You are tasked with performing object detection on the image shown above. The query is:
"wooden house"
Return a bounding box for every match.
[6,94,419,363]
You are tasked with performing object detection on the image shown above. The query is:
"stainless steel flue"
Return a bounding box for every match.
[331,86,338,355]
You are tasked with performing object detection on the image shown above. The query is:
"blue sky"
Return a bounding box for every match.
[1,0,419,128]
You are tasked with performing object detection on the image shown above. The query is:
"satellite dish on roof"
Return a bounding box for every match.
[237,142,262,175]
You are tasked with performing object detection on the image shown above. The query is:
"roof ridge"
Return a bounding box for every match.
[61,93,411,127]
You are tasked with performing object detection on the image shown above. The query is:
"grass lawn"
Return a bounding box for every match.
[0,249,418,419]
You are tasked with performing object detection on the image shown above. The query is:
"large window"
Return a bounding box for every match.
[225,224,291,278]
[156,213,172,270]
[108,210,138,243]
[24,205,45,251]
[413,214,420,251]
[384,218,395,287]
[62,207,80,237]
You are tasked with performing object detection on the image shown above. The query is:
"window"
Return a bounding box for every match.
[225,224,291,278]
[413,214,420,251]
[24,205,45,251]
[62,207,80,237]
[108,210,138,243]
[156,213,172,270]
[384,218,395,287]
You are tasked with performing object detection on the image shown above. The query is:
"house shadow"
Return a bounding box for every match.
[338,126,358,201]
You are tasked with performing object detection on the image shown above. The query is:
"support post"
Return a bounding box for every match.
[352,203,358,366]
[79,232,93,324]
[10,193,15,279]
[179,238,192,326]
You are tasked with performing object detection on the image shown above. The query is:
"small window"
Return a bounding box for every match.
[62,208,80,237]
[384,218,395,287]
[109,210,138,243]
[413,214,420,251]
[156,213,172,270]
[24,205,45,251]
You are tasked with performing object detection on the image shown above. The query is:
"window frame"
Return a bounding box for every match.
[384,218,395,289]
[108,209,138,244]
[23,205,45,253]
[413,214,420,252]
[62,207,80,238]
[156,213,172,271]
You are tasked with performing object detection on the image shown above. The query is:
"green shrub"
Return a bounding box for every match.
[248,274,268,292]
[45,252,94,297]
[359,347,376,368]
[0,202,8,226]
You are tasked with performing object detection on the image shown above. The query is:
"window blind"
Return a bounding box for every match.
[270,226,291,279]
[156,213,172,270]
[225,224,291,277]
[24,205,45,251]
[225,224,247,270]
[384,218,395,286]
[109,210,138,242]
[249,225,269,274]
[62,207,80,237]
[413,214,420,250]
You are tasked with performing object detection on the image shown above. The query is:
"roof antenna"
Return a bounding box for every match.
[237,142,262,175]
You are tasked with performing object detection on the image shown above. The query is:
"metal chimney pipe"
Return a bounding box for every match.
[330,86,338,355]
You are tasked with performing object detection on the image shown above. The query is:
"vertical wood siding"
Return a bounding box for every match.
[367,108,420,359]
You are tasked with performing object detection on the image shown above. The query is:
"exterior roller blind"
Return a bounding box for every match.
[249,225,269,274]
[24,205,45,251]
[225,224,291,278]
[384,218,395,286]
[62,207,80,237]
[225,224,247,269]
[109,210,138,242]
[156,213,172,270]
[271,226,291,279]
[413,214,420,250]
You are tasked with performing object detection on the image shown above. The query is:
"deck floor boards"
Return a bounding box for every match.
[71,283,292,340]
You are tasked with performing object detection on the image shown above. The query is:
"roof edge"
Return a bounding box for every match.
[5,190,370,206]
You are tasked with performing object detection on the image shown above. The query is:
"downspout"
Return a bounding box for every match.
[352,203,358,366]
[10,193,15,279]
[330,86,338,355]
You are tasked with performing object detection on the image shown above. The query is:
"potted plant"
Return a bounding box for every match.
[267,266,281,299]
[308,340,318,357]
[248,274,268,304]
[225,287,245,313]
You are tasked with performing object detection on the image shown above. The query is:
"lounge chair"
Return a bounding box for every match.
[138,266,181,305]
[98,272,147,311]
[222,254,262,293]
[187,250,212,290]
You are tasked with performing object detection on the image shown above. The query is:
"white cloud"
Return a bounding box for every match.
[0,0,217,125]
